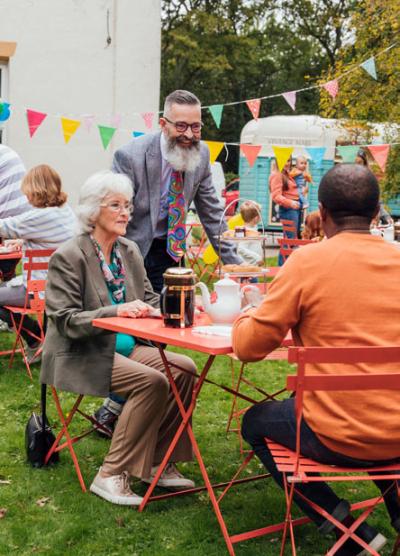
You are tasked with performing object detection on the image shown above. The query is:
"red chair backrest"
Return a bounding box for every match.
[286,346,400,465]
[277,237,313,263]
[23,248,55,280]
[280,219,297,236]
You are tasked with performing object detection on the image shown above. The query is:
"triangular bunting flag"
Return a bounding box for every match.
[336,145,360,163]
[82,114,95,132]
[368,144,390,172]
[240,144,262,168]
[246,99,261,120]
[282,91,296,111]
[132,131,145,138]
[141,112,154,130]
[60,117,81,144]
[204,141,224,164]
[208,104,224,128]
[323,79,339,98]
[306,147,326,169]
[26,109,47,137]
[111,113,121,129]
[98,125,117,150]
[361,57,377,80]
[272,146,294,172]
[0,102,11,122]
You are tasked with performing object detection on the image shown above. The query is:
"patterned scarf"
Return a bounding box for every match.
[90,236,126,303]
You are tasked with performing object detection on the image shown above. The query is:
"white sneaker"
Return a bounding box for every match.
[142,463,195,489]
[90,468,143,506]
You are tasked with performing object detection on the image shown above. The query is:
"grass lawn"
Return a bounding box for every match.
[0,314,396,554]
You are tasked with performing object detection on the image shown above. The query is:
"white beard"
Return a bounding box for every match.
[164,138,201,173]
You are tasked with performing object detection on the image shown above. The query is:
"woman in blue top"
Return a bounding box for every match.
[41,171,196,506]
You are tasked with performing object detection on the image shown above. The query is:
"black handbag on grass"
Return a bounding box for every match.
[25,384,59,468]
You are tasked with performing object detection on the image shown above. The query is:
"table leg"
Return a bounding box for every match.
[138,347,236,554]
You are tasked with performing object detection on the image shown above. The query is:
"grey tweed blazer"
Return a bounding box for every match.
[40,234,159,397]
[112,132,241,264]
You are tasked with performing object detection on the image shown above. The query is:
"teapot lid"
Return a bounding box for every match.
[215,273,239,286]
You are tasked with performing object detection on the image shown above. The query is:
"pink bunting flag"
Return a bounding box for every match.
[240,144,262,168]
[111,113,121,129]
[26,109,47,138]
[82,114,95,132]
[323,79,339,98]
[141,112,154,130]
[282,91,297,111]
[246,99,261,120]
[368,144,390,172]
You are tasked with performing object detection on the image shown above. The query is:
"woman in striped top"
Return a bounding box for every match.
[0,164,75,361]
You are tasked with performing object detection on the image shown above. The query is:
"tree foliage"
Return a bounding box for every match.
[319,0,400,195]
[161,0,354,171]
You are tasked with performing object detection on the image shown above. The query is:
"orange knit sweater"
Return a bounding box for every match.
[269,171,299,208]
[232,233,400,460]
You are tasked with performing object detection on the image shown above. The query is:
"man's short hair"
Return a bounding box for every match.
[164,90,201,114]
[318,164,379,224]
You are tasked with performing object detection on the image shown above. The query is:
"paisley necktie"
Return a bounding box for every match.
[167,170,186,261]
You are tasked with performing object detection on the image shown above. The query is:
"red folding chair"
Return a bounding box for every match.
[44,388,113,492]
[226,332,293,455]
[6,279,47,379]
[266,346,400,556]
[4,248,55,378]
[281,218,298,237]
[277,237,314,263]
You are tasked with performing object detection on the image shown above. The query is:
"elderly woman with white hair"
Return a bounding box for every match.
[40,171,196,506]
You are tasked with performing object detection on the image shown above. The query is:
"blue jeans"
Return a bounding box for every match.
[278,207,300,266]
[242,397,400,531]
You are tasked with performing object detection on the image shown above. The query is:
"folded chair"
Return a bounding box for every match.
[266,346,400,556]
[5,249,55,378]
[277,237,313,264]
[280,218,298,238]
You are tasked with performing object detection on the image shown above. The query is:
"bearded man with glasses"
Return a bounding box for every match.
[112,89,242,294]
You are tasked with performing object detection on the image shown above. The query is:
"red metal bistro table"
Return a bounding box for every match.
[93,313,247,554]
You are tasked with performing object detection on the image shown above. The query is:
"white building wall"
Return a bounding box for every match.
[0,0,161,206]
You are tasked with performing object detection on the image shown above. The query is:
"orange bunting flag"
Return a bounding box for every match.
[61,117,81,144]
[368,144,390,172]
[26,109,47,137]
[272,146,294,172]
[246,99,261,120]
[240,144,262,168]
[323,79,339,98]
[204,141,224,164]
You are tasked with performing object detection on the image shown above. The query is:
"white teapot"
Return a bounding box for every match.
[196,274,259,325]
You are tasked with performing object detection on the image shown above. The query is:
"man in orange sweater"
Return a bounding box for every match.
[233,164,400,555]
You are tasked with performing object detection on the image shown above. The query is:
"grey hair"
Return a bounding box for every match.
[163,90,201,115]
[76,171,133,233]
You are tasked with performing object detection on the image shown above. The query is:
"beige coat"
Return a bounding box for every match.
[40,233,159,397]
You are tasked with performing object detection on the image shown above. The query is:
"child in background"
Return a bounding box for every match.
[237,201,263,266]
[302,210,324,242]
[290,156,312,210]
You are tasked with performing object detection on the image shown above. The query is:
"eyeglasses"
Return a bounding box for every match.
[163,116,203,134]
[100,202,134,216]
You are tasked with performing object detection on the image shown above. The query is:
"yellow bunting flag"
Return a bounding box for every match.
[205,141,224,164]
[61,117,81,144]
[272,146,294,172]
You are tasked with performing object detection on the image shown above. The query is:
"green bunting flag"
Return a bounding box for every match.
[208,104,224,128]
[98,125,117,150]
[336,145,360,164]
